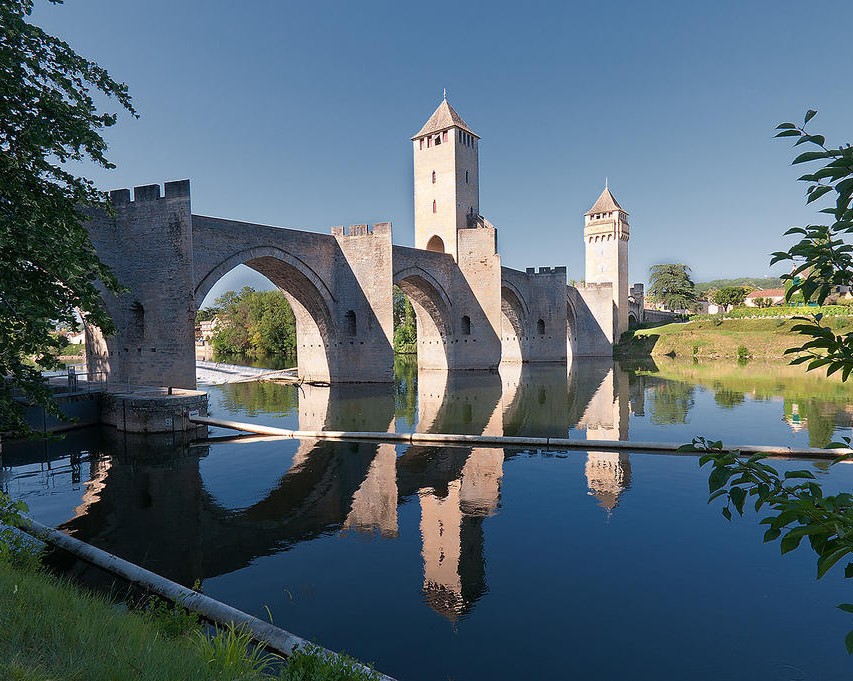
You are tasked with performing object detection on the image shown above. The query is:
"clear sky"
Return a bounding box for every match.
[34,0,853,301]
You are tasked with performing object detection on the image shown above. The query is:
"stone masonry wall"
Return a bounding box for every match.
[85,181,197,389]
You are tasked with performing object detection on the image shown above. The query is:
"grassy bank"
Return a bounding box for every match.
[616,317,853,360]
[0,559,263,681]
[0,494,381,681]
[0,556,381,680]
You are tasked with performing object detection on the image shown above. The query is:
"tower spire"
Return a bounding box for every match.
[605,176,608,189]
[443,87,447,101]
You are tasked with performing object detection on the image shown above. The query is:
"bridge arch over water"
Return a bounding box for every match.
[194,246,336,382]
[393,266,453,371]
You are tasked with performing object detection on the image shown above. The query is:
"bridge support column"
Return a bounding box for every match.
[85,181,197,389]
[329,223,395,382]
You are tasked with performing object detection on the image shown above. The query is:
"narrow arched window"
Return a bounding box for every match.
[129,301,145,340]
[419,138,424,150]
[537,319,545,334]
[432,170,436,184]
[432,200,437,213]
[345,310,357,337]
[461,315,471,336]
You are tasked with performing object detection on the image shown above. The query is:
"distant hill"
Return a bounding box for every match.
[695,276,783,297]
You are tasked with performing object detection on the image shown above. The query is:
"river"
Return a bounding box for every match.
[3,357,852,680]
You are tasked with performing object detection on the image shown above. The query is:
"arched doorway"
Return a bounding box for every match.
[426,235,445,253]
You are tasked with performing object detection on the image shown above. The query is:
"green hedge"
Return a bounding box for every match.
[692,305,853,321]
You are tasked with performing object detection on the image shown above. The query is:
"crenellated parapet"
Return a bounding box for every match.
[331,222,392,238]
[525,266,567,277]
[109,180,191,206]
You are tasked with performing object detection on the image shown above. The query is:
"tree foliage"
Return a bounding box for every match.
[713,286,747,310]
[210,288,296,357]
[393,285,417,354]
[0,0,136,434]
[647,263,697,311]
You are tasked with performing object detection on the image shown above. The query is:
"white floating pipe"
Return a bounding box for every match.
[14,515,397,681]
[190,416,852,460]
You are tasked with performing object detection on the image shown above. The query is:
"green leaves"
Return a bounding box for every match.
[647,263,697,312]
[0,0,135,434]
[695,436,853,653]
[210,287,297,357]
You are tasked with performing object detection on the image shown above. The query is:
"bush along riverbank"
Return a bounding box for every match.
[0,494,381,681]
[615,316,853,360]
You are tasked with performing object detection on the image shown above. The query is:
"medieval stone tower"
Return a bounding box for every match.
[412,94,480,261]
[584,185,630,338]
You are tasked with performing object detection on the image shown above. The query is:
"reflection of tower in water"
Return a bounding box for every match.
[342,443,399,538]
[419,447,503,622]
[585,452,632,513]
[580,364,633,514]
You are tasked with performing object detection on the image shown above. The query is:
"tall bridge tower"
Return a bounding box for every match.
[584,185,630,339]
[411,93,480,262]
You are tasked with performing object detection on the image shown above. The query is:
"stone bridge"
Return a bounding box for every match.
[85,180,617,387]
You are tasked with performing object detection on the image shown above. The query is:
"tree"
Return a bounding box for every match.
[693,111,853,653]
[392,285,417,354]
[647,263,697,311]
[713,286,747,310]
[210,288,296,357]
[1,0,136,435]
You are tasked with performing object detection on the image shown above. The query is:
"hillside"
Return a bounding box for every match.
[694,276,782,297]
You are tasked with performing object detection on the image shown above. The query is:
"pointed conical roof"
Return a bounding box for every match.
[585,186,624,216]
[412,98,479,140]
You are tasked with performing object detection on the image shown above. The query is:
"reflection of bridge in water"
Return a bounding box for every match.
[16,361,649,623]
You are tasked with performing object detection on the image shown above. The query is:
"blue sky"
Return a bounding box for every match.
[35,0,853,300]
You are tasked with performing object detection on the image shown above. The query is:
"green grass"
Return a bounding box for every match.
[0,556,382,681]
[0,485,383,681]
[615,317,853,360]
[281,644,380,681]
[0,560,275,681]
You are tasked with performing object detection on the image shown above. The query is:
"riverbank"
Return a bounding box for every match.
[0,558,267,681]
[616,317,853,360]
[0,556,381,681]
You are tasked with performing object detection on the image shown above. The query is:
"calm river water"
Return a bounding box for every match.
[4,357,853,680]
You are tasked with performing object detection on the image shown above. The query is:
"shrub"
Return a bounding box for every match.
[193,622,278,678]
[0,492,41,571]
[280,644,380,681]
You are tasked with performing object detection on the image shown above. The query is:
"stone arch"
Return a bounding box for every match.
[393,266,453,371]
[426,235,445,253]
[500,285,528,363]
[628,311,639,329]
[566,295,578,361]
[194,247,336,382]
